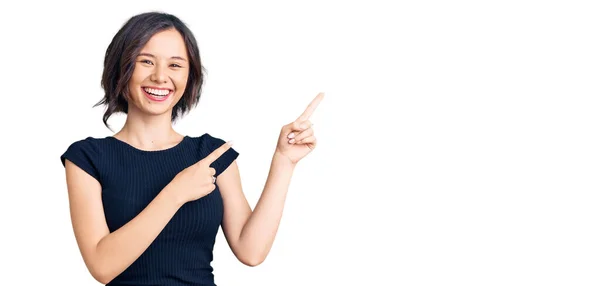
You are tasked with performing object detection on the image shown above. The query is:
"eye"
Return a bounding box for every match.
[140,59,153,65]
[170,63,183,68]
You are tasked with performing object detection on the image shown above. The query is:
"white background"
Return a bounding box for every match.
[1,0,599,285]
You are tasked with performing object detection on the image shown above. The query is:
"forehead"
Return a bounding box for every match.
[141,29,187,58]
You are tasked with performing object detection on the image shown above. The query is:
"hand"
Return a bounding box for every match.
[276,92,324,164]
[167,141,233,204]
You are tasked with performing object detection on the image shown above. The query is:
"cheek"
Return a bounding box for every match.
[174,73,189,92]
[129,66,146,90]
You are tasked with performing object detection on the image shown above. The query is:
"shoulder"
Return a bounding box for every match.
[64,136,102,149]
[187,133,231,150]
[62,137,99,155]
[187,133,239,175]
[61,136,110,159]
[60,136,111,181]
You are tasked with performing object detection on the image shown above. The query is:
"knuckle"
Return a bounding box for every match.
[300,121,311,129]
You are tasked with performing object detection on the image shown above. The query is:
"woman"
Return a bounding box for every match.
[60,12,323,285]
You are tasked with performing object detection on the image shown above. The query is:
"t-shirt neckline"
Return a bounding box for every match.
[106,135,189,153]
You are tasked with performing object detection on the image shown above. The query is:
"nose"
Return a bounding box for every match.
[150,64,168,84]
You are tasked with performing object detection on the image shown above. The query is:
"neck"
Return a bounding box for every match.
[114,107,182,150]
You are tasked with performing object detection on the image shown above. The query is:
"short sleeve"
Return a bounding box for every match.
[205,134,239,176]
[60,138,101,182]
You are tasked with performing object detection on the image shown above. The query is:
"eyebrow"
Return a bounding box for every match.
[138,53,187,62]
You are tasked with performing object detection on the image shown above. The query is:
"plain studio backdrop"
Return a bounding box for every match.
[1,1,598,285]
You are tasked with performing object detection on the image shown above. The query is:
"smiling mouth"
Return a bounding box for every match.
[142,87,173,102]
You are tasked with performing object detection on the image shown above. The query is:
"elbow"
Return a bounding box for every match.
[233,240,271,267]
[240,257,265,267]
[84,243,117,284]
[238,252,266,267]
[89,263,114,284]
[90,269,112,285]
[97,276,112,285]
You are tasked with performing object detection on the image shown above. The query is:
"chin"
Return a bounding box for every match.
[144,106,174,116]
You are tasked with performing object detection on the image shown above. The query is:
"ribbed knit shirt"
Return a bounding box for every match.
[60,133,239,286]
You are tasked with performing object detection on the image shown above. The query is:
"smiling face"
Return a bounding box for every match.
[127,28,189,117]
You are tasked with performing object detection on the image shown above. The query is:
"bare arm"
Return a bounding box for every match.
[65,142,231,283]
[65,160,184,284]
[218,152,295,266]
[219,93,323,266]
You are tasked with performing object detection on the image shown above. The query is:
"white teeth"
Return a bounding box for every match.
[144,87,170,96]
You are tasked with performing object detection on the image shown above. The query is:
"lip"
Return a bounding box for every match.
[141,86,173,102]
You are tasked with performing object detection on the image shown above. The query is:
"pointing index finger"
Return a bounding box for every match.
[201,141,233,165]
[296,92,324,122]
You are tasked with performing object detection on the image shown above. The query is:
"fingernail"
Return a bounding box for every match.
[288,133,295,139]
[227,141,234,146]
[289,138,295,143]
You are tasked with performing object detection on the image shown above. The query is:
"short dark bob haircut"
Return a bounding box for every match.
[94,12,204,130]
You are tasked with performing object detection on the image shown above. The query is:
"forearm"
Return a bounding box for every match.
[92,186,183,283]
[237,152,296,263]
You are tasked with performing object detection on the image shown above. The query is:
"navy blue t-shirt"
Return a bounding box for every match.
[60,133,239,286]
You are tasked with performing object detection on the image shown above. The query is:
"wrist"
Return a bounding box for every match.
[162,183,186,208]
[273,151,297,169]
